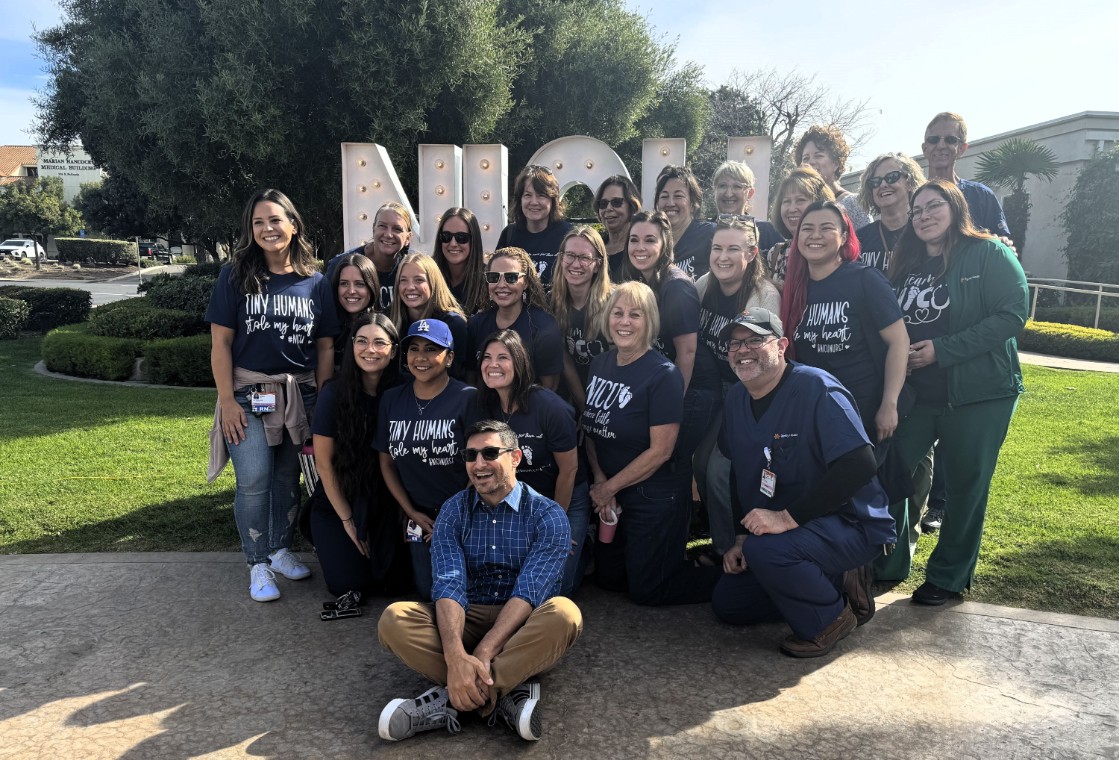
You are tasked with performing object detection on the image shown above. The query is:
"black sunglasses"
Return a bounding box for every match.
[462,446,515,462]
[485,271,524,284]
[597,198,626,210]
[867,170,910,188]
[439,231,471,244]
[924,135,961,146]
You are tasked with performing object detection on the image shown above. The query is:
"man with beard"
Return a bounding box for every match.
[377,420,581,742]
[710,308,896,657]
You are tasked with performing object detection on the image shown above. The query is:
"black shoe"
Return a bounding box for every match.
[911,580,956,606]
[921,507,944,533]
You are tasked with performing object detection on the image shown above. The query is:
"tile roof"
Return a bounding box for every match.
[0,146,38,177]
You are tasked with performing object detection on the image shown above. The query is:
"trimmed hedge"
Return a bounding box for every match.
[42,324,143,380]
[55,237,139,265]
[89,297,206,340]
[1033,306,1119,333]
[145,334,213,387]
[139,271,217,316]
[0,297,30,339]
[1019,320,1119,363]
[0,285,92,331]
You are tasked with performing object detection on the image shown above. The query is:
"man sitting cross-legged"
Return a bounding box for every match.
[377,420,582,742]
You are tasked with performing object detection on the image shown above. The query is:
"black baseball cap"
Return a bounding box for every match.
[720,308,784,340]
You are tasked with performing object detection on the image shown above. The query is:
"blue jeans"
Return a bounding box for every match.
[227,384,316,565]
[561,481,592,596]
[410,541,433,602]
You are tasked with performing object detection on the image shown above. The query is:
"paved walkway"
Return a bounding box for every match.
[1018,350,1119,373]
[1,552,1116,759]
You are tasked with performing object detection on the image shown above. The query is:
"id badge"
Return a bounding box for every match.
[405,519,424,543]
[250,391,276,414]
[760,468,777,498]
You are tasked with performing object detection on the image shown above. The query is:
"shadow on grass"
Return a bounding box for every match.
[1042,434,1119,496]
[973,534,1119,618]
[1,490,242,555]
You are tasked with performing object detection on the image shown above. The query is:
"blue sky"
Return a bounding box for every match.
[2,0,1117,170]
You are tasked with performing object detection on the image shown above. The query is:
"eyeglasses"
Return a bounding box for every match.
[353,336,393,350]
[439,231,471,244]
[715,181,751,193]
[485,271,524,284]
[596,198,626,210]
[924,135,962,146]
[462,446,516,462]
[562,251,599,265]
[909,199,949,220]
[867,170,909,189]
[717,213,760,239]
[527,164,553,175]
[727,335,774,351]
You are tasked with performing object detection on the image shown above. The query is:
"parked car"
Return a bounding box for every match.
[138,241,173,264]
[0,238,46,260]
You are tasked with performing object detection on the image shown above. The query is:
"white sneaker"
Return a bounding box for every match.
[268,548,311,580]
[494,682,542,740]
[249,564,280,602]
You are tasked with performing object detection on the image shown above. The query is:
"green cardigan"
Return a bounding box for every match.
[930,237,1028,407]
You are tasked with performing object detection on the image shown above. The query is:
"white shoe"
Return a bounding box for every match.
[494,682,542,740]
[249,564,280,602]
[268,548,311,580]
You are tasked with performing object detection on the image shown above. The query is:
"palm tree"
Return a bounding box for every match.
[975,138,1059,256]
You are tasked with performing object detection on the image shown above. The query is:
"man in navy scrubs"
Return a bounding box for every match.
[711,308,896,657]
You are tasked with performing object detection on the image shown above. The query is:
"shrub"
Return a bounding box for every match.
[140,272,217,316]
[0,285,92,331]
[89,297,206,339]
[144,334,214,387]
[185,261,224,279]
[1019,320,1119,363]
[55,237,139,265]
[1033,306,1119,333]
[0,297,30,339]
[42,324,143,380]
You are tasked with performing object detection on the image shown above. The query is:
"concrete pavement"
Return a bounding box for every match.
[1,552,1116,759]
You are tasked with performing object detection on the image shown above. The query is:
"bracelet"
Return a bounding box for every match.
[342,517,354,524]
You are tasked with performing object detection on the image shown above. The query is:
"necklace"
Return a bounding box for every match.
[414,376,449,415]
[878,223,904,272]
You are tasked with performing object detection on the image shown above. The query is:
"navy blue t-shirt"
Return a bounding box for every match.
[699,285,747,386]
[959,179,1011,238]
[205,266,338,374]
[326,246,398,311]
[792,262,902,414]
[719,363,895,544]
[466,306,565,380]
[896,254,951,405]
[855,221,905,274]
[756,220,784,254]
[673,220,716,280]
[582,349,684,487]
[373,378,476,515]
[652,267,720,393]
[496,220,574,289]
[564,305,611,388]
[467,387,581,498]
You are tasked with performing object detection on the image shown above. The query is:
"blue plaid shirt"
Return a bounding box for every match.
[431,481,570,610]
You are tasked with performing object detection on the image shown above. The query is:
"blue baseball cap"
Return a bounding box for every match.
[403,318,454,350]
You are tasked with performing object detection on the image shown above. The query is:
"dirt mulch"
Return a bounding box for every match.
[0,260,135,281]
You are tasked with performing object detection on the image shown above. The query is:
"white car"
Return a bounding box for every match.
[0,238,46,260]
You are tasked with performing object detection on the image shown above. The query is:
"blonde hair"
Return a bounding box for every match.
[605,281,660,350]
[389,253,464,332]
[552,226,612,345]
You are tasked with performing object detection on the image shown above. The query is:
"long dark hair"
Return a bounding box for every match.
[431,207,488,315]
[475,329,536,416]
[332,312,398,500]
[702,217,766,315]
[330,252,381,321]
[230,188,316,295]
[620,210,675,291]
[890,179,994,287]
[780,200,860,360]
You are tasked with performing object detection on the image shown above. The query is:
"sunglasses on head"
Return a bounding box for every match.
[462,446,516,462]
[924,135,962,146]
[597,198,626,210]
[485,271,524,284]
[439,231,471,244]
[867,170,910,188]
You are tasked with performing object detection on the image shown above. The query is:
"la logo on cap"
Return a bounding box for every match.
[418,320,430,332]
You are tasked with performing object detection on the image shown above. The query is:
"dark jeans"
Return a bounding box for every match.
[594,480,721,605]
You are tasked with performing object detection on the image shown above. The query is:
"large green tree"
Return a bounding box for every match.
[0,177,83,243]
[976,137,1059,257]
[36,0,708,255]
[1062,146,1119,283]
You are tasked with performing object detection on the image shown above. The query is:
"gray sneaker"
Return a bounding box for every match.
[494,682,542,741]
[378,686,461,742]
[921,507,945,533]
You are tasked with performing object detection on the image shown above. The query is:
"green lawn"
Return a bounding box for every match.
[1,336,1117,618]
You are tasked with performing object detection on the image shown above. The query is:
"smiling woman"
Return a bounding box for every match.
[496,166,574,288]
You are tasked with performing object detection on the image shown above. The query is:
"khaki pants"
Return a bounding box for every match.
[378,597,583,716]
